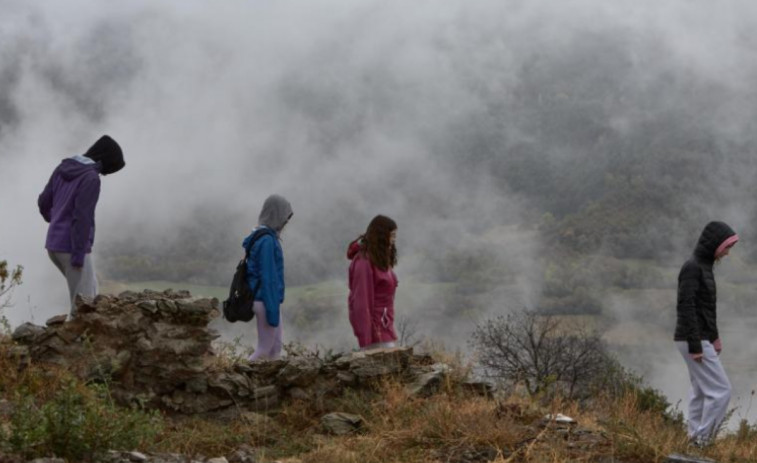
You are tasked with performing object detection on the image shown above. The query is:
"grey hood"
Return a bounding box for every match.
[258,194,293,234]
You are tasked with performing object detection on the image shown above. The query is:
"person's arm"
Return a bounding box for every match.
[38,171,56,223]
[70,175,101,268]
[677,261,702,360]
[257,235,281,327]
[349,258,374,346]
[712,294,721,353]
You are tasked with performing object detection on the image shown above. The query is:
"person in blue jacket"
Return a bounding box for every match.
[245,194,293,362]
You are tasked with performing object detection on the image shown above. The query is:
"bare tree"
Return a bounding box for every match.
[396,315,421,348]
[470,309,610,399]
[0,260,23,333]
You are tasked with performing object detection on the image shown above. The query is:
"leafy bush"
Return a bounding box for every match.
[589,355,683,424]
[3,380,162,461]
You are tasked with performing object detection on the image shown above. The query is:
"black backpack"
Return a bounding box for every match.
[222,227,275,322]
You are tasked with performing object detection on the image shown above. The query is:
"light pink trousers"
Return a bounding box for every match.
[249,301,282,362]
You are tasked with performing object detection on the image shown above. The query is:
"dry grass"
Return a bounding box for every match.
[267,379,757,463]
[152,416,287,457]
[0,341,80,402]
[3,338,757,462]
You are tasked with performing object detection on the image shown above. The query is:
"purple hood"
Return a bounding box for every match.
[38,157,102,267]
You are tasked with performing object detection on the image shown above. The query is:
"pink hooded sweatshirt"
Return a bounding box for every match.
[347,241,398,348]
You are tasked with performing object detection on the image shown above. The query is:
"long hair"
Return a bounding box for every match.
[357,215,397,270]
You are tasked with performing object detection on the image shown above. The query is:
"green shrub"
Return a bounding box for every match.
[590,357,683,425]
[6,394,46,454]
[4,380,162,461]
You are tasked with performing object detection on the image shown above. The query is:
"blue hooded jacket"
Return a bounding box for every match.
[244,229,285,327]
[243,195,292,327]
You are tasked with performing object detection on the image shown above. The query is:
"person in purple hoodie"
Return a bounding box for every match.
[38,135,125,315]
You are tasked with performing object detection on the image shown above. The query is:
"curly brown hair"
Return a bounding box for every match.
[353,215,397,270]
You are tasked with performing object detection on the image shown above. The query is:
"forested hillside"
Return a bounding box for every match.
[93,27,757,299]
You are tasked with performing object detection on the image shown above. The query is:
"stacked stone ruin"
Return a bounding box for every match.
[11,290,477,419]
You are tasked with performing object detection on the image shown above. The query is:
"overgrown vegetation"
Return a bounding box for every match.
[0,343,161,462]
[0,337,755,462]
[150,373,753,462]
[4,381,161,461]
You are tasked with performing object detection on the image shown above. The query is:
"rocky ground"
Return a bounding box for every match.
[1,291,726,463]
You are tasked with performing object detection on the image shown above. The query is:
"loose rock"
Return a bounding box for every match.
[666,454,717,463]
[45,314,67,326]
[407,363,451,397]
[321,412,365,435]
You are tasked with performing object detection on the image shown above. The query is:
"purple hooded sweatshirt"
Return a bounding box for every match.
[38,157,101,267]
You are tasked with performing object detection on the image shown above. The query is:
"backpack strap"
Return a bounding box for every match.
[244,227,276,301]
[244,227,276,260]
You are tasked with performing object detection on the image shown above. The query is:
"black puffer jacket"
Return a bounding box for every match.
[674,221,737,354]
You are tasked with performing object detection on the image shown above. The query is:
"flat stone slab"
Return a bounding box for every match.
[46,314,68,326]
[11,322,45,342]
[666,454,717,463]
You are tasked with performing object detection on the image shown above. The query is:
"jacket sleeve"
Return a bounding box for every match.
[38,171,55,223]
[677,261,702,354]
[70,175,101,267]
[245,240,256,292]
[257,235,281,327]
[349,258,374,347]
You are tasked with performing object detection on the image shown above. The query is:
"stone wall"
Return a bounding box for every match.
[11,290,469,417]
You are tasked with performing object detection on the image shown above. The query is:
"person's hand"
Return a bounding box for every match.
[691,353,704,363]
[713,338,722,355]
[71,256,84,270]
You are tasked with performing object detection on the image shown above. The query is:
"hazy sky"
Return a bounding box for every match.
[1,0,547,323]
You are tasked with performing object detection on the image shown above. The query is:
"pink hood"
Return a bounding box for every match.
[347,239,362,260]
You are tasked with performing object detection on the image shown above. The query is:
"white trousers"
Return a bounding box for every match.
[48,251,97,316]
[676,340,731,442]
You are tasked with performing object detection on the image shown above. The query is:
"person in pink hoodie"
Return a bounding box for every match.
[347,215,399,350]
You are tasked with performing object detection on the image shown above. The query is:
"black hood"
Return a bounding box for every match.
[84,135,124,175]
[694,221,736,262]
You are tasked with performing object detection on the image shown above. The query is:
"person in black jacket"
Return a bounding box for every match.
[675,221,739,446]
